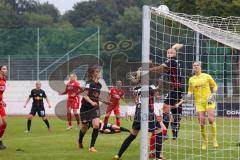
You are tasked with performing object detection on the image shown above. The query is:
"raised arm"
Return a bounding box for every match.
[175,99,184,108]
[149,64,166,74]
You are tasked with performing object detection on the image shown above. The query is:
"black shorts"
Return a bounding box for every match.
[164,89,182,106]
[103,123,113,130]
[30,106,46,117]
[80,106,100,124]
[171,105,182,115]
[132,105,161,132]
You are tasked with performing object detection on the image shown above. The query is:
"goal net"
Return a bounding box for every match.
[140,5,240,160]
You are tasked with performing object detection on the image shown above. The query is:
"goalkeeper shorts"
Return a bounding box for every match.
[195,102,216,112]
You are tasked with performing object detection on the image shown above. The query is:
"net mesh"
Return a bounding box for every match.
[147,7,240,160]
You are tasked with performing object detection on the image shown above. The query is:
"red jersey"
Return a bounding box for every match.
[62,80,82,100]
[109,87,125,106]
[0,77,6,107]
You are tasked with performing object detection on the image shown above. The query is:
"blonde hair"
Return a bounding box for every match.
[171,43,183,51]
[69,72,77,80]
[36,81,41,85]
[193,61,202,67]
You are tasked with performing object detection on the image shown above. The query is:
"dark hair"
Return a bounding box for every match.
[87,65,100,80]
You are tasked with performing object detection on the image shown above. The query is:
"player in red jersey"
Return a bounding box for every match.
[103,80,125,127]
[0,65,7,150]
[59,73,83,130]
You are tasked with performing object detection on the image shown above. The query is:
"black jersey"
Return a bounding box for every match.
[29,89,47,107]
[133,85,156,113]
[81,80,102,110]
[164,58,182,89]
[132,85,161,131]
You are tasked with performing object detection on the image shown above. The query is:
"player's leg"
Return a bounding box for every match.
[38,108,51,132]
[197,111,208,150]
[73,109,80,128]
[149,114,165,159]
[102,128,113,134]
[26,114,34,132]
[163,91,173,132]
[171,107,182,139]
[66,104,72,130]
[0,115,7,150]
[114,106,121,126]
[26,107,36,132]
[89,117,100,152]
[103,105,113,124]
[154,128,164,159]
[112,124,130,133]
[114,129,139,159]
[78,122,88,149]
[149,132,156,158]
[207,108,218,148]
[114,106,140,159]
[162,103,171,131]
[72,97,80,128]
[42,116,51,132]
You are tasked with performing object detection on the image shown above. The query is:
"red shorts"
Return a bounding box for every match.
[67,97,80,109]
[0,107,6,117]
[106,105,120,115]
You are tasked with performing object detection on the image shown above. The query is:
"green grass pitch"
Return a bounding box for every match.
[0,116,239,160]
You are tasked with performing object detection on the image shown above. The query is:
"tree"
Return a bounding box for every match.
[24,12,53,27]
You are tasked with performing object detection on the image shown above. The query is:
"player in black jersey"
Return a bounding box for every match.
[114,72,166,160]
[150,44,184,139]
[88,120,130,134]
[99,121,130,134]
[23,81,52,132]
[78,66,102,153]
[170,98,184,139]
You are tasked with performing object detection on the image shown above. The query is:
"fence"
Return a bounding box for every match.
[0,27,100,80]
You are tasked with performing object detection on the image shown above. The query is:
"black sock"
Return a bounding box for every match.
[120,127,130,132]
[27,119,32,131]
[79,130,85,144]
[90,128,99,147]
[171,114,181,138]
[155,132,163,159]
[43,119,50,129]
[118,134,136,158]
[163,113,170,129]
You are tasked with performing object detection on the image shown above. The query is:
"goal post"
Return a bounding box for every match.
[140,5,150,160]
[141,4,240,160]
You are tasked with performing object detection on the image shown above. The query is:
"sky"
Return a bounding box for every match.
[38,0,88,14]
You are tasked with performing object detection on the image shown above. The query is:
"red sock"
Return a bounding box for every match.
[67,112,72,127]
[150,132,155,152]
[104,114,110,124]
[74,114,80,126]
[0,123,7,138]
[116,117,121,126]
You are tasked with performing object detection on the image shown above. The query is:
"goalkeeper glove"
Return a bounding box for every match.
[208,93,216,104]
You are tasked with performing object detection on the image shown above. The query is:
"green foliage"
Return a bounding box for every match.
[162,0,198,14]
[24,12,54,27]
[0,0,240,56]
